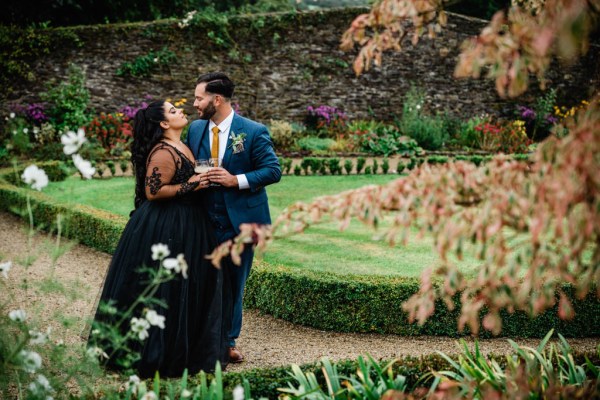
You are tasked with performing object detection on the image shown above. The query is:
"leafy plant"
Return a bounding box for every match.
[356,156,366,174]
[41,64,90,133]
[117,47,177,78]
[269,120,296,152]
[344,159,353,175]
[381,158,390,174]
[297,137,336,153]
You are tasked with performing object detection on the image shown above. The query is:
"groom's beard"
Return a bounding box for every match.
[197,100,217,120]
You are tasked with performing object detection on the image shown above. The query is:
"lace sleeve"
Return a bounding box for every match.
[144,146,198,200]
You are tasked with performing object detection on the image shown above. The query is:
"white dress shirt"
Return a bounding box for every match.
[209,110,249,190]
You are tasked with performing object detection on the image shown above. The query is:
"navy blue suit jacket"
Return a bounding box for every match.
[186,113,281,233]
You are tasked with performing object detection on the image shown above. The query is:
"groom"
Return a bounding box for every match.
[187,72,281,363]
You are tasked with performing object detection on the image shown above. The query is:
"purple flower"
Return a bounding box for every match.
[546,115,558,124]
[26,103,48,124]
[518,106,536,120]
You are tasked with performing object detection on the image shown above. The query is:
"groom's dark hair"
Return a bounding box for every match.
[196,72,235,100]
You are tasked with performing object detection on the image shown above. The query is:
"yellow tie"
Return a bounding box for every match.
[211,126,220,163]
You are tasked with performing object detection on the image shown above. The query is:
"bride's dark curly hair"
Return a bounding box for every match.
[131,101,166,210]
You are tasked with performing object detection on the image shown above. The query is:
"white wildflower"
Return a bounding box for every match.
[10,112,15,119]
[151,243,170,261]
[19,350,42,373]
[126,375,141,395]
[416,104,421,110]
[0,261,12,278]
[86,346,108,360]
[145,310,166,329]
[177,253,188,279]
[29,327,51,345]
[21,165,49,191]
[181,389,193,398]
[141,392,158,400]
[28,374,53,397]
[233,385,244,400]
[130,317,150,340]
[72,154,96,179]
[61,128,87,155]
[23,127,29,134]
[9,309,27,322]
[153,57,159,63]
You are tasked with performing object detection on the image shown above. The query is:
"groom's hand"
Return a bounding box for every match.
[207,167,238,188]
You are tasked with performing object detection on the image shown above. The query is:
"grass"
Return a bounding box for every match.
[44,175,482,277]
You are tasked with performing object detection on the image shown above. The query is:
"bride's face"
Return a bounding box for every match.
[163,102,187,130]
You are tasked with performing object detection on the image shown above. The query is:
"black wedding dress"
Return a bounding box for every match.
[89,142,230,378]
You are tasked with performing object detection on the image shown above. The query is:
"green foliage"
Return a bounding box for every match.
[344,159,353,175]
[269,120,296,152]
[293,164,301,176]
[0,25,81,94]
[327,158,342,175]
[350,120,422,157]
[371,158,379,174]
[397,86,449,151]
[41,64,90,133]
[356,156,366,174]
[364,165,372,175]
[453,115,489,149]
[106,161,116,176]
[4,161,70,186]
[116,47,177,78]
[427,155,449,165]
[297,137,336,153]
[244,262,600,338]
[381,158,390,174]
[119,160,129,174]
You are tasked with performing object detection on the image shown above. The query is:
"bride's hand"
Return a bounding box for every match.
[187,174,207,191]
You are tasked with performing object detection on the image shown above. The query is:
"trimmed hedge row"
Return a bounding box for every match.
[245,262,600,338]
[0,172,126,253]
[1,171,598,338]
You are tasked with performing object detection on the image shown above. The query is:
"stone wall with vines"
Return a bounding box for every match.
[2,7,599,123]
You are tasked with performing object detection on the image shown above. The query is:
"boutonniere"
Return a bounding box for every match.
[229,132,247,154]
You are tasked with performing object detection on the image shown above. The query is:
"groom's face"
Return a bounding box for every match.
[193,83,217,121]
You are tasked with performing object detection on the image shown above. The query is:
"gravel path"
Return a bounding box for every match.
[0,211,597,374]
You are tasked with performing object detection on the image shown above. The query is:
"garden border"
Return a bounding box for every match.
[1,169,598,338]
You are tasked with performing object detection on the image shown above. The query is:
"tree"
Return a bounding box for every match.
[210,0,600,335]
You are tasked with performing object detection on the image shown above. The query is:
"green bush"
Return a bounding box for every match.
[269,120,296,152]
[356,156,366,174]
[327,158,341,175]
[2,161,70,186]
[245,262,600,338]
[116,47,177,78]
[427,155,449,165]
[343,159,353,175]
[297,137,336,153]
[381,158,390,174]
[41,64,90,133]
[293,164,301,176]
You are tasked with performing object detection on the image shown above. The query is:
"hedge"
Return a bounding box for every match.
[1,171,599,338]
[245,262,600,338]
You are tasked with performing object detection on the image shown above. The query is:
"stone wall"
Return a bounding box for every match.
[4,7,599,124]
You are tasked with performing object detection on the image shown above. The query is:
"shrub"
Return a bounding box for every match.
[41,64,90,133]
[269,119,295,152]
[517,88,558,141]
[371,159,379,174]
[350,120,422,156]
[293,165,301,176]
[86,113,133,154]
[116,47,177,78]
[474,120,531,153]
[364,165,372,174]
[344,159,353,175]
[397,161,405,174]
[305,105,348,139]
[297,137,336,153]
[381,158,390,174]
[397,86,448,150]
[453,115,489,149]
[356,156,366,174]
[327,158,341,175]
[427,155,449,165]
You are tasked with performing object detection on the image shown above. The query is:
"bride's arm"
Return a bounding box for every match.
[144,147,200,200]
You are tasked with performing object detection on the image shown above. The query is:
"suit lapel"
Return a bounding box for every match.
[196,121,210,160]
[222,114,240,169]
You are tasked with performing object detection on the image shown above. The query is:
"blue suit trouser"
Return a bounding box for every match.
[209,209,253,348]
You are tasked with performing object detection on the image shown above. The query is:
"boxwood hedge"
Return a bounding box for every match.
[1,170,598,338]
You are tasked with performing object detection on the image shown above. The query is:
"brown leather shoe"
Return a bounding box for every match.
[228,346,245,363]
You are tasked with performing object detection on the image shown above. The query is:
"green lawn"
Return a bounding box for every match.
[44,175,482,277]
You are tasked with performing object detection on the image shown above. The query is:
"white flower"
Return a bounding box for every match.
[145,310,166,329]
[23,127,29,134]
[177,253,188,279]
[141,392,158,400]
[21,165,49,191]
[19,350,42,373]
[72,154,95,179]
[126,375,141,395]
[10,112,15,118]
[233,385,244,400]
[151,243,170,261]
[29,327,51,345]
[86,346,108,360]
[181,389,193,398]
[33,126,40,134]
[153,57,158,63]
[130,317,150,340]
[0,261,12,278]
[61,128,87,155]
[9,309,27,322]
[28,374,53,397]
[416,104,421,110]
